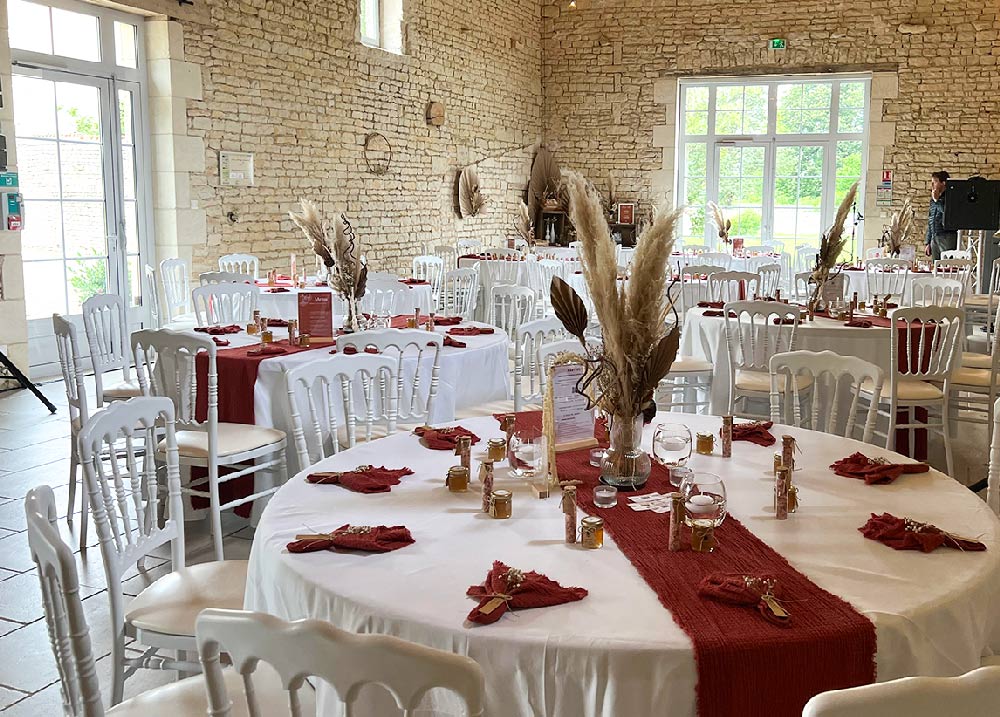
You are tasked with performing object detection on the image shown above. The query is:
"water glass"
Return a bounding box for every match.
[652,423,692,468]
[680,472,728,528]
[509,432,547,479]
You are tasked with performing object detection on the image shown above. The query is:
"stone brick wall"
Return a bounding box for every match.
[541,0,1000,249]
[178,0,542,276]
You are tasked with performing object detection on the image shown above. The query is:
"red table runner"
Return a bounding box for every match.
[506,411,876,716]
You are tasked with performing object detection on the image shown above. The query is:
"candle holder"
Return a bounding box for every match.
[580,516,604,549]
[695,432,715,455]
[593,485,618,509]
[446,465,469,492]
[489,490,512,519]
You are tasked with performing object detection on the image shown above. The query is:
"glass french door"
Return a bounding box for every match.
[771,142,827,252]
[14,68,146,373]
[714,142,767,245]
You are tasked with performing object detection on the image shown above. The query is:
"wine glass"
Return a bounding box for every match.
[680,472,728,528]
[652,423,692,468]
[509,431,548,480]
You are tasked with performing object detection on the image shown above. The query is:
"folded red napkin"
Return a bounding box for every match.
[859,513,986,552]
[830,452,930,485]
[432,316,463,326]
[447,327,496,336]
[732,420,776,446]
[698,573,791,627]
[247,344,287,356]
[286,526,414,553]
[267,287,290,293]
[443,335,466,348]
[306,466,413,493]
[702,310,738,318]
[413,425,480,450]
[212,337,230,346]
[844,318,873,328]
[698,301,725,309]
[195,324,242,335]
[400,278,429,286]
[466,560,588,625]
[772,317,797,325]
[267,318,289,327]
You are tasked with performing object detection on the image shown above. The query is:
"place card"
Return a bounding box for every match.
[298,292,333,341]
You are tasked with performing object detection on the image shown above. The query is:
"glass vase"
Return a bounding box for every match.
[344,296,362,333]
[600,414,651,490]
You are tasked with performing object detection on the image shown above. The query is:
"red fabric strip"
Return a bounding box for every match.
[503,411,876,716]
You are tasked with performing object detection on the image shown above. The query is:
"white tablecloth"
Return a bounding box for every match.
[246,413,1000,717]
[257,284,434,322]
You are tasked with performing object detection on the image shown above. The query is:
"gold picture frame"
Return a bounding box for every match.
[542,352,598,496]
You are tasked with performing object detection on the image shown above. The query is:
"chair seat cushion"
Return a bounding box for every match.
[951,366,999,388]
[862,377,943,401]
[126,560,248,637]
[104,379,143,399]
[735,369,813,393]
[965,294,998,308]
[962,352,993,370]
[668,356,714,373]
[107,662,307,716]
[161,423,285,458]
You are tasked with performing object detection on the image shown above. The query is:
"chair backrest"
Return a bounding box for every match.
[143,263,161,328]
[132,328,215,433]
[197,609,486,717]
[490,285,536,338]
[199,270,253,286]
[513,317,568,410]
[910,276,965,308]
[284,354,398,466]
[218,253,259,279]
[933,258,975,292]
[888,306,963,383]
[793,271,813,301]
[677,264,723,310]
[681,243,710,255]
[537,338,595,373]
[411,255,444,300]
[53,314,90,434]
[865,261,909,298]
[432,244,458,268]
[769,350,883,443]
[335,330,442,424]
[456,238,481,255]
[742,244,774,255]
[708,271,759,303]
[361,284,398,317]
[723,300,801,373]
[25,485,106,717]
[988,396,1000,515]
[78,397,184,590]
[867,257,911,270]
[795,247,819,274]
[478,260,523,296]
[82,294,131,406]
[753,263,782,298]
[802,666,1000,717]
[700,251,733,270]
[525,259,564,317]
[192,282,258,326]
[618,247,636,269]
[159,257,191,322]
[441,268,479,320]
[940,249,972,260]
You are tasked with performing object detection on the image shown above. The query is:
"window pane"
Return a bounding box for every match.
[12,76,57,139]
[840,82,864,108]
[124,200,138,254]
[60,143,105,199]
[118,90,135,144]
[715,110,741,135]
[18,139,60,199]
[8,0,52,54]
[360,0,379,42]
[122,146,136,201]
[682,142,707,240]
[836,141,863,206]
[127,255,142,308]
[684,142,706,177]
[62,201,107,257]
[685,86,708,111]
[716,86,743,111]
[24,260,68,319]
[66,258,108,313]
[685,111,707,135]
[800,109,830,133]
[114,21,138,68]
[743,86,768,133]
[21,200,62,260]
[801,83,832,109]
[838,107,864,133]
[52,7,100,62]
[56,83,102,142]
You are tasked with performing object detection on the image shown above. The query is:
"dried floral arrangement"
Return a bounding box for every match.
[551,171,683,423]
[881,197,914,257]
[708,202,732,245]
[527,146,562,221]
[513,201,535,247]
[289,199,368,304]
[809,181,858,307]
[458,165,487,218]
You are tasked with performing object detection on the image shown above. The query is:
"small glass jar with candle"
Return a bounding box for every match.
[695,432,715,455]
[260,330,274,344]
[446,466,469,492]
[490,490,512,519]
[487,438,507,462]
[581,516,604,549]
[593,485,618,509]
[589,447,606,467]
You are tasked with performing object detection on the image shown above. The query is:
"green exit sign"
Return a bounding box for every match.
[770,38,787,50]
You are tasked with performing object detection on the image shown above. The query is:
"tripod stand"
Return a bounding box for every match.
[0,349,56,413]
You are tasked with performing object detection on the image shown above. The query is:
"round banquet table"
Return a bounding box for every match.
[246,413,1000,717]
[256,282,434,322]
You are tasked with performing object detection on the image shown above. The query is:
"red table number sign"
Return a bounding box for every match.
[298,292,334,341]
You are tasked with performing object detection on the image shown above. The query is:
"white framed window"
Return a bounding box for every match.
[359,0,403,54]
[676,74,869,256]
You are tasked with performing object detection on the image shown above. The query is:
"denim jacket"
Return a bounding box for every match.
[926,195,949,245]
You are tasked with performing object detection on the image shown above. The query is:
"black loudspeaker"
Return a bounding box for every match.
[944,177,1000,231]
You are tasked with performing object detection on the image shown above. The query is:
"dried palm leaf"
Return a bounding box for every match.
[550,276,588,341]
[882,197,914,257]
[639,327,681,397]
[513,201,534,244]
[707,201,732,245]
[289,199,334,268]
[458,165,487,218]
[810,181,858,305]
[528,146,560,222]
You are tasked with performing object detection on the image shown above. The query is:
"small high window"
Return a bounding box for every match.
[359,0,403,54]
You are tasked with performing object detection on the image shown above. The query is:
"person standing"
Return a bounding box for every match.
[925,170,958,260]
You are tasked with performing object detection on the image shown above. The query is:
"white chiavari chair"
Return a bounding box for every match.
[198,271,253,286]
[537,338,597,372]
[676,264,722,312]
[964,257,1000,364]
[488,247,523,259]
[753,263,782,298]
[412,255,445,310]
[512,317,568,411]
[741,244,774,255]
[910,276,966,308]
[795,246,819,275]
[947,306,1000,447]
[52,314,91,549]
[360,278,400,318]
[941,249,972,260]
[478,260,523,318]
[708,271,759,304]
[218,253,259,279]
[433,243,459,270]
[192,283,258,327]
[793,271,814,302]
[441,267,479,320]
[618,247,636,270]
[132,330,287,561]
[987,397,1000,515]
[723,301,803,418]
[82,294,142,407]
[456,238,481,256]
[335,330,443,428]
[159,258,194,324]
[768,350,883,443]
[865,260,910,303]
[658,347,714,415]
[802,666,1000,717]
[934,258,976,293]
[525,259,563,318]
[197,609,485,717]
[862,306,963,477]
[490,285,536,343]
[77,397,249,705]
[284,354,398,464]
[681,243,710,255]
[26,485,285,716]
[144,263,161,328]
[700,251,733,270]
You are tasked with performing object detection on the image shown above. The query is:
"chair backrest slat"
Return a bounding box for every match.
[724,300,801,373]
[192,283,258,326]
[441,268,479,320]
[52,314,89,432]
[82,294,132,407]
[889,306,963,382]
[490,285,535,339]
[219,253,260,279]
[709,271,759,304]
[513,317,568,410]
[159,258,191,322]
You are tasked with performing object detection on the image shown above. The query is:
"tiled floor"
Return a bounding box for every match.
[0,376,255,713]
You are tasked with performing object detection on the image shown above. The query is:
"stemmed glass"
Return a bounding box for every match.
[652,423,692,468]
[680,472,728,528]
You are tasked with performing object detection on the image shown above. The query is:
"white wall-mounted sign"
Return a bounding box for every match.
[219,151,255,187]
